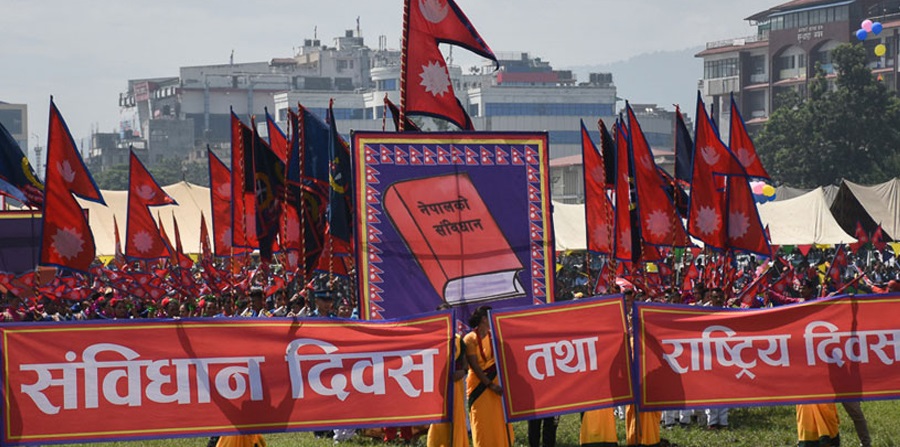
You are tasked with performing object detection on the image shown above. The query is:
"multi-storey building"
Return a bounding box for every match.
[697,0,900,140]
[0,102,30,174]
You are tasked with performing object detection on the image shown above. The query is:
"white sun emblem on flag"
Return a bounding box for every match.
[288,251,299,267]
[700,146,720,166]
[217,183,232,200]
[695,206,721,235]
[136,184,156,201]
[646,209,671,239]
[728,211,750,239]
[419,61,451,97]
[219,229,233,249]
[591,223,613,246]
[735,147,756,168]
[133,230,154,253]
[52,226,84,260]
[619,228,632,252]
[591,165,605,183]
[57,160,76,184]
[286,216,300,241]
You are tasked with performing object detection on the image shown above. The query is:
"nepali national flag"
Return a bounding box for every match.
[265,108,289,163]
[0,119,43,207]
[231,112,258,249]
[728,94,769,179]
[402,0,496,130]
[208,147,248,257]
[581,119,614,255]
[626,103,690,248]
[40,99,106,273]
[125,151,176,260]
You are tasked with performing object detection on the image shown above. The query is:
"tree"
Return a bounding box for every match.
[756,43,900,188]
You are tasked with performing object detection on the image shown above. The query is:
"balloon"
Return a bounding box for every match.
[768,193,777,202]
[857,29,868,41]
[873,22,883,35]
[751,182,765,195]
[762,185,776,197]
[862,19,873,32]
[875,43,887,57]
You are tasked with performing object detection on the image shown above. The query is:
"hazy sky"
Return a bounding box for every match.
[2,0,776,153]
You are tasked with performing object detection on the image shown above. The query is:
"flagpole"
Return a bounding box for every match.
[297,104,308,289]
[398,0,411,132]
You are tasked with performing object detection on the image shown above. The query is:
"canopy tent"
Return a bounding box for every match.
[77,181,212,258]
[830,178,900,241]
[775,184,839,206]
[758,187,856,246]
[551,201,586,251]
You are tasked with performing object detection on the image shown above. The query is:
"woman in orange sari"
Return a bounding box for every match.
[464,305,513,447]
[427,310,470,447]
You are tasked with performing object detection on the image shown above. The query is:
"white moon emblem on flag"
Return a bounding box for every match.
[58,160,76,184]
[700,146,720,166]
[419,61,451,97]
[136,184,156,201]
[419,0,448,23]
[735,147,756,168]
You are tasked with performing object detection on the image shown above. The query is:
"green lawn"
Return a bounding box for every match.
[56,400,900,447]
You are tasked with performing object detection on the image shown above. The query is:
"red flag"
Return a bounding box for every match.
[736,266,770,307]
[613,119,635,261]
[208,148,247,257]
[687,94,744,249]
[172,214,194,269]
[402,0,496,130]
[682,259,700,292]
[872,225,886,251]
[125,151,176,260]
[850,221,869,252]
[626,104,690,248]
[729,95,769,179]
[112,214,125,269]
[824,244,848,286]
[265,109,289,162]
[582,120,614,255]
[725,175,771,256]
[231,112,258,249]
[199,212,212,263]
[40,99,106,273]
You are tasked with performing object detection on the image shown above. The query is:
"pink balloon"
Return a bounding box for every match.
[862,19,873,32]
[751,182,765,195]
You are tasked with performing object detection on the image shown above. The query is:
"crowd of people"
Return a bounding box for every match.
[1,244,897,446]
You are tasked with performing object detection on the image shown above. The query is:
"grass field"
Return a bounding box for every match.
[55,400,900,447]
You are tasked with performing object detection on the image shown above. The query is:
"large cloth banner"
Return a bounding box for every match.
[1,313,453,446]
[353,132,555,320]
[635,295,900,411]
[491,295,633,421]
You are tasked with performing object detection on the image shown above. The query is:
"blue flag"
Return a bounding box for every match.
[0,120,43,207]
[252,121,285,263]
[326,103,353,245]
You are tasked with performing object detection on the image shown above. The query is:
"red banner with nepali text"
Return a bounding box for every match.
[1,313,453,446]
[635,295,900,411]
[490,295,633,421]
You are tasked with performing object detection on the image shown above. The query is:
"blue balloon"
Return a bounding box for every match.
[857,29,868,41]
[873,22,883,35]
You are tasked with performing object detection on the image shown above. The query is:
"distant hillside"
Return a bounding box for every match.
[566,46,703,120]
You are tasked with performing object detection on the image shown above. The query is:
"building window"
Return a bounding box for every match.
[377,79,398,91]
[484,102,614,117]
[704,58,739,79]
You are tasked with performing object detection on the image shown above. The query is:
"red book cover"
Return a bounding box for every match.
[383,172,524,305]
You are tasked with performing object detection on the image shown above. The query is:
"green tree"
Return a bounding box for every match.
[756,43,900,188]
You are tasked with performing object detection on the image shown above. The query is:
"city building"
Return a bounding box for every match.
[109,27,683,203]
[697,0,900,140]
[0,102,30,174]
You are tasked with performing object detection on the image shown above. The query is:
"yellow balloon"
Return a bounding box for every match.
[875,44,887,57]
[762,185,776,197]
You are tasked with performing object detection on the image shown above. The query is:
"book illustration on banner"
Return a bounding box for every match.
[383,172,525,305]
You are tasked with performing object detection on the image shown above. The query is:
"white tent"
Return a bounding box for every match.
[77,181,212,258]
[758,187,856,245]
[551,201,586,251]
